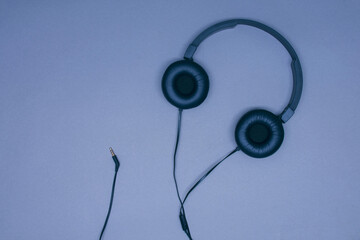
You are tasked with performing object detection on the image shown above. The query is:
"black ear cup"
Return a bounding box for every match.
[162,60,209,109]
[235,109,284,158]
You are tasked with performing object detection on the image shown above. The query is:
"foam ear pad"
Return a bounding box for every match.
[162,60,209,109]
[235,109,284,158]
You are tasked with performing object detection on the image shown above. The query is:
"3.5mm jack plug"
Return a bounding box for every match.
[109,147,120,172]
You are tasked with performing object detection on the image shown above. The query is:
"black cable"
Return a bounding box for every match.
[173,109,184,207]
[99,148,120,240]
[173,109,193,240]
[172,109,239,239]
[178,147,239,240]
[183,147,239,204]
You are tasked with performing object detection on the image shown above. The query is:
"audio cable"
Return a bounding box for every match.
[172,109,239,240]
[99,147,120,240]
[173,109,193,239]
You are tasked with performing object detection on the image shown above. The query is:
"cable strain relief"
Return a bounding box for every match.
[112,156,120,171]
[179,212,189,232]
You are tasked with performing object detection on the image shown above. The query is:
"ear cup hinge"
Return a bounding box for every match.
[280,107,294,123]
[184,44,197,60]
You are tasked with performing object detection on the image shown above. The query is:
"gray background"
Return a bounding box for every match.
[1,0,359,239]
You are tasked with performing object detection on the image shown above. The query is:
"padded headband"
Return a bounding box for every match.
[184,19,303,123]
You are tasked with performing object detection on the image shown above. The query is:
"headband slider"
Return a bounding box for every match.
[280,107,294,123]
[184,44,197,60]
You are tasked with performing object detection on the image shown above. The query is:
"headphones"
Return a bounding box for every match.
[161,19,303,239]
[98,19,303,240]
[162,19,303,158]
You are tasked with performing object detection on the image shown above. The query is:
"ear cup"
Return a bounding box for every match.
[235,110,284,158]
[162,60,209,109]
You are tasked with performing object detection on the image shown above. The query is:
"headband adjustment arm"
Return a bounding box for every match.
[280,107,294,123]
[184,44,197,60]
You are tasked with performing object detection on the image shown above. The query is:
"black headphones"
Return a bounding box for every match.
[97,19,303,240]
[162,19,303,158]
[162,19,303,239]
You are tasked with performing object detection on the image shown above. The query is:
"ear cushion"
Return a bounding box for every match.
[235,110,284,158]
[162,60,209,109]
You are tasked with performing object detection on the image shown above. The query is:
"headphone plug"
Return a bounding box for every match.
[99,148,120,240]
[109,147,120,172]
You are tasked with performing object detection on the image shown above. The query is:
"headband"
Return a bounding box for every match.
[184,19,303,123]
